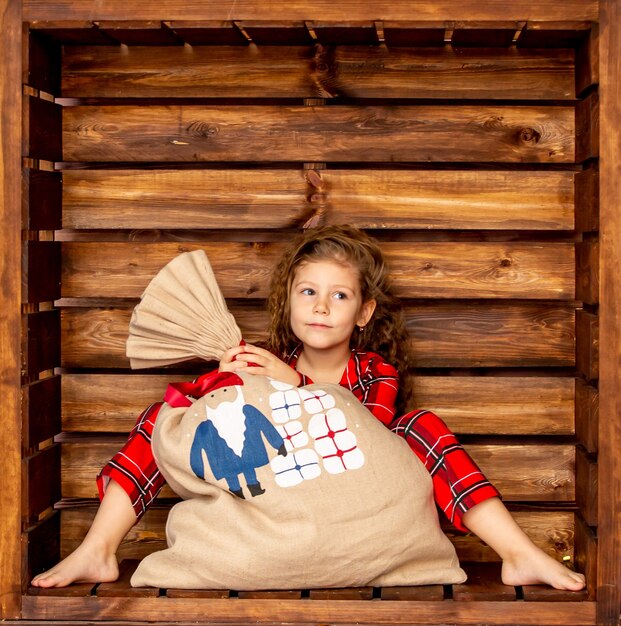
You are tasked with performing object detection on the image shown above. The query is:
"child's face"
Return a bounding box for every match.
[289,259,376,354]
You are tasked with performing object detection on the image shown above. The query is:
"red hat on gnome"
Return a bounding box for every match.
[164,370,244,408]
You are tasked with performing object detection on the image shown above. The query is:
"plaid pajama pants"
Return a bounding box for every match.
[97,404,498,532]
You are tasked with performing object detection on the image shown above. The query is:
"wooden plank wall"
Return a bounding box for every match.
[19,19,598,596]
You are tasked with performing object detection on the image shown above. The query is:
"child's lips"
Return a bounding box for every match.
[308,322,331,329]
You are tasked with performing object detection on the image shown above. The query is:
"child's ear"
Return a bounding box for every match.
[357,299,377,327]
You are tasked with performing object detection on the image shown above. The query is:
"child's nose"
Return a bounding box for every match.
[313,297,329,314]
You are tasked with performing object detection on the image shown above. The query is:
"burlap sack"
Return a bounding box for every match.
[131,370,466,590]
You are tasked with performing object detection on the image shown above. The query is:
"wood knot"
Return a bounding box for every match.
[186,121,219,138]
[422,262,434,271]
[499,258,512,267]
[517,127,541,144]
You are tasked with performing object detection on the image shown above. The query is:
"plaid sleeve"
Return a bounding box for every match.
[96,401,167,521]
[344,352,399,426]
[389,409,500,532]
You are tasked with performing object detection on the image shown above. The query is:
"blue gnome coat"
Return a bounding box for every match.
[190,403,284,488]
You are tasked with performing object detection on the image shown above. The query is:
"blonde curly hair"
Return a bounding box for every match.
[266,225,415,415]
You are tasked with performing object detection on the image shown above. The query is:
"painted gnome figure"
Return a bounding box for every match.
[189,372,288,498]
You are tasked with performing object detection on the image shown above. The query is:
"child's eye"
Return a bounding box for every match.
[301,288,315,296]
[334,292,347,300]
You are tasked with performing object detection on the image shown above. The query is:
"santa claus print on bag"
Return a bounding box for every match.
[189,378,287,499]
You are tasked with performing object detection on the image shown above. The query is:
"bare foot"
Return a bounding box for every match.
[31,542,119,588]
[501,544,586,590]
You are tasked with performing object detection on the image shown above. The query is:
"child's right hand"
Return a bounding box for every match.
[219,344,301,387]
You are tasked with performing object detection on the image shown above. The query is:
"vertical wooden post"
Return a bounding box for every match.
[0,0,23,619]
[597,0,621,623]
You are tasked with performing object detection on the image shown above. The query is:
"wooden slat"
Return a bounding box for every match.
[22,1,600,22]
[24,310,61,377]
[575,378,598,454]
[22,241,61,304]
[60,508,576,566]
[576,447,598,527]
[517,21,592,48]
[62,104,575,163]
[576,23,599,97]
[597,1,621,621]
[380,585,444,600]
[452,563,516,601]
[25,30,61,95]
[24,95,62,162]
[60,302,575,369]
[94,21,180,46]
[576,310,599,381]
[23,445,61,522]
[96,559,159,597]
[239,589,304,599]
[60,441,575,501]
[576,238,599,305]
[24,513,60,591]
[60,241,575,300]
[61,373,574,435]
[522,585,588,602]
[20,594,598,625]
[23,375,61,451]
[165,21,248,46]
[62,169,575,231]
[29,21,117,45]
[309,587,373,600]
[576,93,599,163]
[574,514,597,601]
[23,169,62,231]
[0,0,22,616]
[61,46,575,100]
[575,169,599,233]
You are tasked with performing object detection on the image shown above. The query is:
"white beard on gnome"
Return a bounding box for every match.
[205,386,247,457]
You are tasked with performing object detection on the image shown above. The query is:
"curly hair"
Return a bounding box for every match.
[265,225,415,415]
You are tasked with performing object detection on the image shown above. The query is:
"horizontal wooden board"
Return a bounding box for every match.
[60,302,575,369]
[23,1,600,22]
[60,440,574,501]
[59,506,575,565]
[60,241,575,300]
[61,46,575,100]
[62,169,575,231]
[61,373,574,435]
[62,104,575,163]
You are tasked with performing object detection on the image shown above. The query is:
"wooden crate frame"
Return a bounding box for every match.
[1,1,619,624]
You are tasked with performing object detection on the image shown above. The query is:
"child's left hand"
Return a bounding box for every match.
[219,344,301,387]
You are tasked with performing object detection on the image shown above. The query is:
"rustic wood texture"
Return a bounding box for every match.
[22,169,62,231]
[575,169,599,233]
[60,303,575,369]
[61,373,575,435]
[20,594,597,624]
[576,23,599,97]
[453,563,515,601]
[597,0,621,622]
[61,46,575,100]
[22,241,61,303]
[575,378,598,454]
[23,311,60,377]
[60,506,576,565]
[575,93,599,163]
[24,513,61,584]
[62,105,575,163]
[59,241,575,300]
[575,310,599,382]
[576,447,597,528]
[0,0,22,616]
[62,169,575,231]
[23,445,61,523]
[23,95,61,162]
[23,375,61,452]
[60,440,575,501]
[22,1,600,22]
[576,238,599,305]
[25,30,61,96]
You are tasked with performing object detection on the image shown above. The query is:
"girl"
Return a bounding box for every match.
[32,225,585,591]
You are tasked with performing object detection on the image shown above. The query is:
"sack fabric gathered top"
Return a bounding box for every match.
[127,250,466,590]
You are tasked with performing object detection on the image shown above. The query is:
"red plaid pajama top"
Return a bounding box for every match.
[97,348,498,531]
